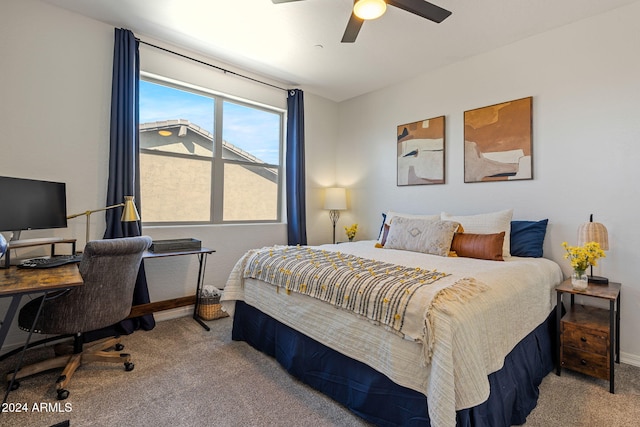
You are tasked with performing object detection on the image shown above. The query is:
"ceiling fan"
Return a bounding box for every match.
[272,0,452,43]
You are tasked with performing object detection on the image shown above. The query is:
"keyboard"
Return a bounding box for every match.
[18,254,83,269]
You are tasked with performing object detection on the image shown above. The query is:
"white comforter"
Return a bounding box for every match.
[222,241,564,427]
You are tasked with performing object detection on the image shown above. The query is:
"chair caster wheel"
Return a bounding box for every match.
[7,380,20,391]
[115,343,124,351]
[57,389,69,400]
[124,362,134,371]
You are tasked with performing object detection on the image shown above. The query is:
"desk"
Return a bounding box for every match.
[142,247,215,331]
[1,264,83,403]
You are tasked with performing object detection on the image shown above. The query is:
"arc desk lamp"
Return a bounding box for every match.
[67,196,140,246]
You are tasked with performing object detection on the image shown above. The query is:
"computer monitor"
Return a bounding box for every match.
[0,176,68,241]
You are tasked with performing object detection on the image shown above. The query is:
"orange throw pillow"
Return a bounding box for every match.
[450,232,505,261]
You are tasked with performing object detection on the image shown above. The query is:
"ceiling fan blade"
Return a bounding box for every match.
[387,0,452,23]
[271,0,305,3]
[341,13,364,43]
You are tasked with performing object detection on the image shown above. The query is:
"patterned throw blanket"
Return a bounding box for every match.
[242,245,457,339]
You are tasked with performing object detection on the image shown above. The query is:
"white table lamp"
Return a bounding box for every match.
[324,188,347,244]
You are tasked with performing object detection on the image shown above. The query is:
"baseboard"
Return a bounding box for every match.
[154,306,194,322]
[621,352,640,368]
[128,295,196,318]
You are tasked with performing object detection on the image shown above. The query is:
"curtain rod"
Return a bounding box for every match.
[137,39,289,93]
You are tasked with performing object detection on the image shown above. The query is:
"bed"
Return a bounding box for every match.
[221,214,563,427]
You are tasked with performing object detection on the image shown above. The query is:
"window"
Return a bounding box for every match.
[139,76,283,224]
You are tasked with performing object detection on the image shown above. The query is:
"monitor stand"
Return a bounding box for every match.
[7,230,66,247]
[9,237,66,247]
[2,237,76,268]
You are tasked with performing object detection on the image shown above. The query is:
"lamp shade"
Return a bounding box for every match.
[324,188,347,210]
[577,220,609,250]
[353,0,387,20]
[121,196,141,222]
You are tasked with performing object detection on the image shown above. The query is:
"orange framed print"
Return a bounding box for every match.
[464,97,533,183]
[397,116,445,186]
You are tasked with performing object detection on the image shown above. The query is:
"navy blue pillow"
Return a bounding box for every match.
[510,219,548,258]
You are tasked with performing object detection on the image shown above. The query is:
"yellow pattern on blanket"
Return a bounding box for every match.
[243,245,487,359]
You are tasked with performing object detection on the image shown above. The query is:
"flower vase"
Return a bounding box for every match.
[348,237,354,242]
[571,270,588,290]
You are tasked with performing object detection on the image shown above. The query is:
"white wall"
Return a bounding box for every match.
[335,3,640,364]
[303,92,341,245]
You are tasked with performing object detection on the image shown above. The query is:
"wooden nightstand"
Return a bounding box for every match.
[555,279,621,393]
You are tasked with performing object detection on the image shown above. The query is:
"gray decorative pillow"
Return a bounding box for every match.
[384,217,460,256]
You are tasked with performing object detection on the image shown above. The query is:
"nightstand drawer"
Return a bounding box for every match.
[562,322,608,355]
[562,346,609,380]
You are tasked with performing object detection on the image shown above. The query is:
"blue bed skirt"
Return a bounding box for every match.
[232,301,556,427]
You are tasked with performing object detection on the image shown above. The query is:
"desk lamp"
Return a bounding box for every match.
[577,213,609,284]
[324,188,347,244]
[67,196,140,245]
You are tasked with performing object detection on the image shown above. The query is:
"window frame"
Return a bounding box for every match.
[139,72,285,226]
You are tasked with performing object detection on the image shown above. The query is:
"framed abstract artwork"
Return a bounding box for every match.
[464,97,533,183]
[397,116,445,186]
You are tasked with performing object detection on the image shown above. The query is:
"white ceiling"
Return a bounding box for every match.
[41,0,637,102]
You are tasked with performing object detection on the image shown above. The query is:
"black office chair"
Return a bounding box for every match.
[7,235,152,400]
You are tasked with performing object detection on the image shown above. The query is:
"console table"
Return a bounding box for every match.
[141,247,215,331]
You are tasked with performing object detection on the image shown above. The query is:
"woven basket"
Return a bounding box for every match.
[198,295,228,321]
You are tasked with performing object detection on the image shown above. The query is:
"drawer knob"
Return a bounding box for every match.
[580,359,587,365]
[580,337,587,342]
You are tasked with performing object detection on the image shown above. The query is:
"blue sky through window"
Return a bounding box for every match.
[140,80,280,165]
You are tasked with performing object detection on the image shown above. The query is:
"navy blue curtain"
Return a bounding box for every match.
[286,89,307,245]
[104,29,141,240]
[101,28,154,334]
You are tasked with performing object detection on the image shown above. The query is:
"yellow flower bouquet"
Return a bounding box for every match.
[561,241,606,273]
[344,224,358,242]
[561,241,605,289]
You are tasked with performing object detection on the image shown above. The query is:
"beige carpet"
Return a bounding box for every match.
[1,315,639,426]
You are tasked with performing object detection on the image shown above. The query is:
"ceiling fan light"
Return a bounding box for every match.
[353,0,387,20]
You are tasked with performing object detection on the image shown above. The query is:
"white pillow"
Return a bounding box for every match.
[441,209,514,257]
[384,217,459,257]
[378,211,439,245]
